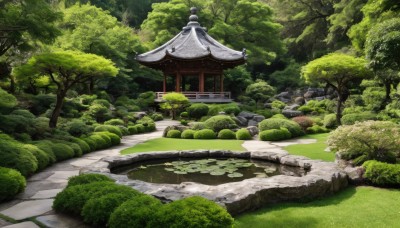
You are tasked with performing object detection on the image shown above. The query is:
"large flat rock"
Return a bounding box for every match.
[30,189,63,199]
[0,199,53,220]
[36,214,90,228]
[2,221,40,228]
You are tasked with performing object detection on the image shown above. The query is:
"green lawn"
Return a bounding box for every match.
[235,186,400,228]
[121,138,246,154]
[285,133,335,162]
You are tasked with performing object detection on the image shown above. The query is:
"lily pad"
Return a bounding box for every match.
[174,171,187,175]
[228,172,243,178]
[210,171,226,176]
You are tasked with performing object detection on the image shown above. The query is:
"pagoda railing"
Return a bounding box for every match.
[156,92,231,101]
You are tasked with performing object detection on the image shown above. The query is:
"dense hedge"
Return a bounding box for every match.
[22,144,50,170]
[236,128,252,140]
[149,196,234,228]
[0,167,26,202]
[187,103,209,120]
[341,112,377,125]
[104,118,124,126]
[51,143,75,161]
[67,174,114,188]
[204,115,237,132]
[363,160,400,186]
[259,128,292,141]
[181,129,196,139]
[166,130,182,138]
[94,125,123,138]
[258,118,303,137]
[323,114,337,128]
[194,129,216,139]
[218,129,236,140]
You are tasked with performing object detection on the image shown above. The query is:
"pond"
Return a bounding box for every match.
[113,158,308,185]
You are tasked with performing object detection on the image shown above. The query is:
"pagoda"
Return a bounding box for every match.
[136,7,246,102]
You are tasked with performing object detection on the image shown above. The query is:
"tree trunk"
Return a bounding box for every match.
[49,91,66,128]
[336,95,343,125]
[380,82,391,110]
[9,75,15,94]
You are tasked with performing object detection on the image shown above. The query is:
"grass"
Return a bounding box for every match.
[285,133,335,162]
[235,186,400,228]
[121,138,246,154]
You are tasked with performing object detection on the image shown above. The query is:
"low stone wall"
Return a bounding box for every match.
[81,150,348,215]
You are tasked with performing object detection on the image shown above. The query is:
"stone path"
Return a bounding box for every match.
[0,120,317,227]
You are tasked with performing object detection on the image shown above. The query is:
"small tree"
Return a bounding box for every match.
[159,93,189,120]
[245,80,276,108]
[15,51,118,128]
[301,53,372,125]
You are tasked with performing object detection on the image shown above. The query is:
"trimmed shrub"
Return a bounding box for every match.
[94,125,122,138]
[218,129,236,139]
[190,122,206,130]
[259,128,292,141]
[99,132,121,146]
[328,121,400,165]
[109,195,162,228]
[292,116,314,131]
[258,118,303,137]
[51,143,75,161]
[128,126,138,135]
[255,109,273,119]
[271,100,286,109]
[69,138,91,154]
[180,111,189,118]
[144,122,156,132]
[104,118,125,126]
[64,120,91,137]
[11,109,35,119]
[66,142,83,157]
[81,137,97,151]
[204,115,237,132]
[93,133,112,148]
[306,125,329,134]
[149,196,233,228]
[0,167,26,202]
[208,103,240,116]
[180,119,188,126]
[323,114,337,128]
[236,128,252,140]
[166,130,182,138]
[67,174,114,188]
[181,129,196,139]
[23,144,50,170]
[187,103,209,120]
[341,112,377,125]
[88,135,108,150]
[134,124,145,133]
[363,160,400,186]
[32,141,57,164]
[194,129,216,139]
[150,113,163,121]
[270,114,287,119]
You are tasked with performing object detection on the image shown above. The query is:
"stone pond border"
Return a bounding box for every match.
[80,150,348,215]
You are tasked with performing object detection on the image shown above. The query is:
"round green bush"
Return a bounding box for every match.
[292,116,314,131]
[64,120,91,137]
[108,195,162,228]
[134,124,145,133]
[117,126,130,136]
[270,114,287,119]
[341,112,377,125]
[259,128,292,141]
[82,192,137,226]
[81,137,97,151]
[180,111,189,118]
[204,115,237,132]
[218,129,236,140]
[0,167,26,202]
[93,132,112,148]
[99,132,121,146]
[258,118,303,137]
[0,136,38,176]
[23,144,49,170]
[323,113,337,128]
[194,129,216,139]
[363,160,400,186]
[189,122,206,130]
[66,142,83,157]
[236,128,252,140]
[151,113,163,121]
[67,174,114,188]
[104,118,124,126]
[11,109,35,118]
[88,134,108,150]
[180,119,188,126]
[32,140,57,164]
[187,103,209,120]
[94,125,122,138]
[51,143,75,161]
[69,138,91,154]
[181,129,196,139]
[149,196,233,228]
[128,126,138,135]
[144,122,156,132]
[167,130,182,138]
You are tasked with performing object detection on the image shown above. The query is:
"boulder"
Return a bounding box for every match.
[282,110,303,118]
[248,120,258,127]
[344,166,365,185]
[238,111,256,119]
[253,115,265,122]
[235,116,248,126]
[294,97,305,105]
[264,103,272,108]
[246,126,259,136]
[275,91,291,99]
[284,104,300,110]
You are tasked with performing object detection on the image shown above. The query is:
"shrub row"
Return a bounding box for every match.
[363,160,400,186]
[259,128,291,141]
[166,128,253,140]
[0,167,26,202]
[53,174,234,227]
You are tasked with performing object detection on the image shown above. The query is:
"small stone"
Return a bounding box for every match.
[252,115,265,122]
[237,111,256,119]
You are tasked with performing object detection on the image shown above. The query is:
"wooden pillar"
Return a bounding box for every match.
[176,72,181,92]
[220,74,224,92]
[213,75,216,92]
[199,71,205,92]
[163,74,167,93]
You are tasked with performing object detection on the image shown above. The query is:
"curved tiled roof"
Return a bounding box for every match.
[136,7,246,64]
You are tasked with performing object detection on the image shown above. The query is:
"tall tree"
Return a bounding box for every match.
[301,53,372,124]
[14,51,118,128]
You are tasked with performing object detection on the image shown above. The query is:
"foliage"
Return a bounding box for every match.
[67,174,114,188]
[51,143,75,161]
[301,53,372,124]
[181,129,196,139]
[94,132,121,146]
[204,115,237,132]
[149,196,234,228]
[236,129,252,140]
[292,116,314,131]
[104,119,125,126]
[218,129,236,140]
[363,160,400,186]
[271,100,286,110]
[160,92,189,120]
[194,129,216,140]
[207,103,241,116]
[63,120,92,137]
[22,144,49,171]
[0,167,26,202]
[32,141,57,164]
[258,118,303,137]
[268,60,305,91]
[245,80,276,108]
[136,91,156,110]
[15,51,118,128]
[361,86,386,111]
[223,66,253,98]
[0,88,17,113]
[109,194,162,228]
[187,103,209,120]
[150,113,163,121]
[306,125,329,134]
[91,133,112,148]
[323,113,337,128]
[128,126,138,135]
[341,112,377,125]
[166,130,182,139]
[328,121,400,165]
[94,125,122,138]
[259,128,292,141]
[298,99,336,114]
[134,124,145,133]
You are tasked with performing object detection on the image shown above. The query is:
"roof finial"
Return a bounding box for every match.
[189,7,198,22]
